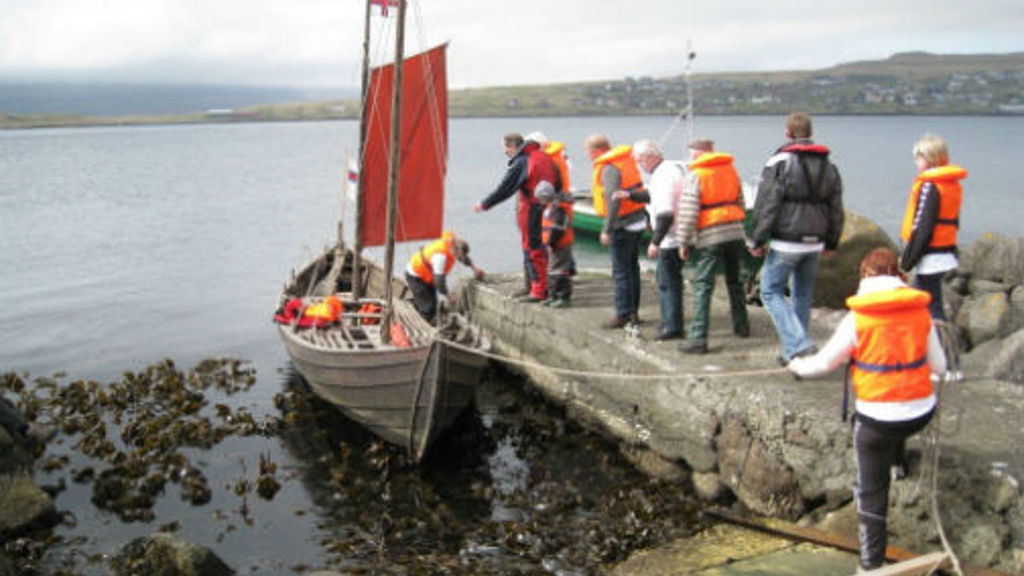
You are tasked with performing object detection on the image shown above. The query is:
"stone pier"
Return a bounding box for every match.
[467,270,1024,572]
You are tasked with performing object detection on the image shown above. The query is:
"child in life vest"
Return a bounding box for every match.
[786,247,947,572]
[534,180,575,308]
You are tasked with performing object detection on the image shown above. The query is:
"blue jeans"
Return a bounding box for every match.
[760,248,819,360]
[656,248,684,334]
[610,229,643,319]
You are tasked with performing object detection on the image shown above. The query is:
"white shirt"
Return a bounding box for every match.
[788,275,947,422]
[644,159,685,249]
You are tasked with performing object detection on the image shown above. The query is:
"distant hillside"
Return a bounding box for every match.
[0,82,355,116]
[448,51,1024,116]
[2,52,1023,128]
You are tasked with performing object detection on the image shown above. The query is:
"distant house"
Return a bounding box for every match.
[205,108,234,118]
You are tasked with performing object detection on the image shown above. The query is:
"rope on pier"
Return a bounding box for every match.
[441,338,789,381]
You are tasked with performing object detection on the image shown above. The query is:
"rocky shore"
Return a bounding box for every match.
[466,220,1024,573]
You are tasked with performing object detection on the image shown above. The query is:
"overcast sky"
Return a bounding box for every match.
[2,0,1022,89]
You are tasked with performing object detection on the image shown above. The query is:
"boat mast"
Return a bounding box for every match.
[685,38,696,145]
[352,0,373,300]
[380,0,408,344]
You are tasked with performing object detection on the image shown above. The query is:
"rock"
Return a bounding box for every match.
[960,232,1024,285]
[959,523,1007,568]
[0,421,33,476]
[1011,285,1024,311]
[813,210,897,309]
[956,291,1012,348]
[619,447,687,482]
[691,471,726,502]
[969,279,1009,295]
[716,419,803,519]
[0,472,59,538]
[813,500,858,542]
[110,533,234,576]
[983,469,1020,514]
[988,329,1024,384]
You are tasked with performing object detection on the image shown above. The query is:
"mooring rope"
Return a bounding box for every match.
[921,319,966,576]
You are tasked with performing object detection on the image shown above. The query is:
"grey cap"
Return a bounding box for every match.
[534,180,555,202]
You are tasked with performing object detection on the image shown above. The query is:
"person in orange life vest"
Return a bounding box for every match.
[585,133,649,330]
[474,133,558,303]
[787,247,946,572]
[899,133,967,322]
[674,138,750,354]
[535,180,574,308]
[405,231,484,323]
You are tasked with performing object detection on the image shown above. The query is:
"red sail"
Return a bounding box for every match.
[359,44,448,247]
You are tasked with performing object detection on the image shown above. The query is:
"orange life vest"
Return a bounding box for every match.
[591,145,645,218]
[900,165,967,253]
[847,288,934,404]
[690,152,746,231]
[409,231,455,286]
[301,294,343,325]
[542,200,574,248]
[544,141,571,192]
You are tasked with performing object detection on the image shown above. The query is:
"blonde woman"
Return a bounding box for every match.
[899,133,968,320]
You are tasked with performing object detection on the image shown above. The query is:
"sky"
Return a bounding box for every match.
[1,0,1022,89]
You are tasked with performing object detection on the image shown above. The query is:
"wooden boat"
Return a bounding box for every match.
[276,0,488,462]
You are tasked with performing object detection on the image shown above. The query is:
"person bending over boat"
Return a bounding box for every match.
[786,247,946,573]
[474,132,559,303]
[406,231,484,323]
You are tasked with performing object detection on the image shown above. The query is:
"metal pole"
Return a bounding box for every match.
[381,0,407,344]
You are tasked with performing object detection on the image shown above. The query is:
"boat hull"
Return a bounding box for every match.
[277,245,488,461]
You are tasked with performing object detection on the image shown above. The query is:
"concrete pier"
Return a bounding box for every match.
[467,270,1024,572]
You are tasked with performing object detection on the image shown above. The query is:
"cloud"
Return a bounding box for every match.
[0,0,1021,88]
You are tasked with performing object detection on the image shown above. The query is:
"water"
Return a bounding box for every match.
[0,116,1020,574]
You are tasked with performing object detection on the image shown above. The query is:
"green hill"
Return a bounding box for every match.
[3,52,1023,129]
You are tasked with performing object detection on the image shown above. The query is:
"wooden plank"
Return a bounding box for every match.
[705,508,918,563]
[862,552,949,576]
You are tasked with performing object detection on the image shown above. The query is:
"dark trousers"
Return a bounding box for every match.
[853,410,933,570]
[912,271,948,321]
[406,273,438,322]
[609,228,643,319]
[656,248,684,334]
[688,240,749,342]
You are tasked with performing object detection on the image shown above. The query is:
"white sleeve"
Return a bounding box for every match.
[788,313,856,378]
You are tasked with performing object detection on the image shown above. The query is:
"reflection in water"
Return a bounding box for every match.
[5,360,703,575]
[279,364,706,574]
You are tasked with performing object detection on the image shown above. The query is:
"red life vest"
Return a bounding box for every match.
[690,152,746,231]
[900,165,967,253]
[591,145,645,218]
[847,287,934,404]
[409,231,456,286]
[524,142,557,205]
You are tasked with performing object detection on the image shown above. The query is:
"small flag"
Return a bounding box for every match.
[370,0,400,17]
[346,158,360,185]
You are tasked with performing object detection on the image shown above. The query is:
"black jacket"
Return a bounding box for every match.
[750,140,844,250]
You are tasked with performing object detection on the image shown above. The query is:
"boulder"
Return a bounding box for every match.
[716,418,803,519]
[960,232,1024,285]
[0,472,58,539]
[955,292,1013,348]
[988,328,1024,384]
[111,533,234,576]
[813,210,897,309]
